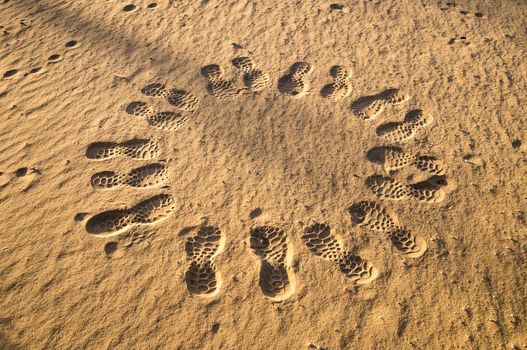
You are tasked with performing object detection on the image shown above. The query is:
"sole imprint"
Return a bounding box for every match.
[351,88,409,120]
[86,139,160,160]
[250,226,295,301]
[201,64,240,99]
[321,65,352,99]
[367,146,445,175]
[126,101,188,131]
[302,223,378,285]
[185,226,225,297]
[348,201,427,258]
[232,56,271,92]
[140,83,200,112]
[91,163,168,189]
[86,194,176,237]
[365,175,446,203]
[377,109,433,142]
[278,62,313,98]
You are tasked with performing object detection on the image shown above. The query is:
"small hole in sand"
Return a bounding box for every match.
[16,167,28,177]
[104,242,118,255]
[74,213,87,221]
[147,2,157,9]
[475,12,484,18]
[211,323,220,334]
[448,38,455,45]
[29,67,42,74]
[3,69,17,79]
[330,3,344,10]
[460,10,469,15]
[460,36,466,40]
[512,139,522,149]
[48,54,62,62]
[250,208,262,219]
[65,40,78,49]
[123,4,136,12]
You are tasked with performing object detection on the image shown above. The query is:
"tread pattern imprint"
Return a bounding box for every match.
[140,82,200,112]
[365,175,446,203]
[91,163,168,189]
[185,226,225,297]
[232,56,271,92]
[377,109,434,142]
[278,62,313,98]
[380,147,445,175]
[126,101,188,131]
[321,65,352,99]
[351,88,409,120]
[250,226,295,301]
[201,64,240,99]
[302,223,378,285]
[86,139,161,160]
[86,194,176,237]
[348,201,427,258]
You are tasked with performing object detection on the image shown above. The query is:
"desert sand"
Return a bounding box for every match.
[1,0,526,349]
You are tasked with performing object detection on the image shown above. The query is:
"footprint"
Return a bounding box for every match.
[320,65,352,99]
[201,64,239,99]
[86,194,176,236]
[91,163,168,189]
[278,62,313,98]
[125,101,188,131]
[376,109,434,142]
[302,223,378,284]
[348,201,427,258]
[232,56,271,92]
[140,83,200,112]
[365,175,446,203]
[249,226,295,301]
[367,146,446,175]
[185,226,225,297]
[86,139,161,160]
[350,88,409,120]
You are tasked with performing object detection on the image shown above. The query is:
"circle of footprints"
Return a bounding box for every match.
[83,57,450,301]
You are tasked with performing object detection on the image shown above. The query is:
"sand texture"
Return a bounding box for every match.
[1,0,526,349]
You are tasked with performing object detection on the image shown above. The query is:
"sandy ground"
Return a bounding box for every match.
[1,0,527,349]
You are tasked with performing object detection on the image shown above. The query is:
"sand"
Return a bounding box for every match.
[1,0,526,349]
